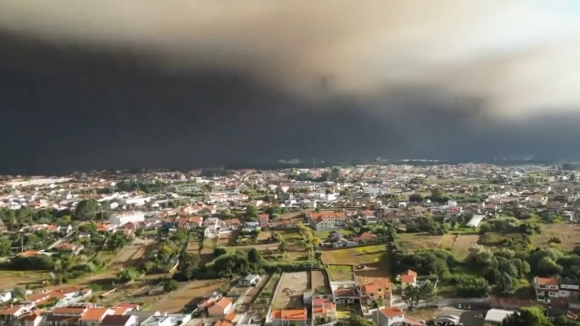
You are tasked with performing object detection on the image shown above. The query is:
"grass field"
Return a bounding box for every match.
[396,233,443,251]
[321,244,387,266]
[439,234,480,261]
[538,223,580,248]
[326,265,353,281]
[314,229,354,240]
[451,234,480,260]
[272,272,309,310]
[152,279,229,313]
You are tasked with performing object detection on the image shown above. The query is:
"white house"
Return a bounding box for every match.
[373,307,404,326]
[109,212,145,226]
[0,291,11,303]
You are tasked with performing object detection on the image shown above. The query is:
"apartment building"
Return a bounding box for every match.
[534,276,580,303]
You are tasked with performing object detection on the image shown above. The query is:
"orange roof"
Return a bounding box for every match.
[361,284,378,294]
[380,307,404,318]
[271,309,307,321]
[401,274,416,283]
[402,269,417,276]
[225,313,237,322]
[536,277,559,286]
[214,321,233,326]
[19,250,39,257]
[213,297,232,310]
[80,308,110,321]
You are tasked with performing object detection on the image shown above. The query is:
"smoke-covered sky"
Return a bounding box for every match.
[0,1,579,174]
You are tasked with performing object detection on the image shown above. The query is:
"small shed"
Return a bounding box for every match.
[484,309,515,325]
[466,215,485,228]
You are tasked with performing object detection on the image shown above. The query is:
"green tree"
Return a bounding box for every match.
[248,248,262,264]
[213,247,228,258]
[402,285,421,309]
[176,252,200,280]
[163,279,180,292]
[74,199,100,220]
[116,268,139,283]
[246,205,258,218]
[502,306,550,326]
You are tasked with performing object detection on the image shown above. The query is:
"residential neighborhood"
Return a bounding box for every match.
[2,163,580,326]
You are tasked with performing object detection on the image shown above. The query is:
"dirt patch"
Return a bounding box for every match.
[272,271,309,310]
[354,265,390,288]
[311,270,330,295]
[538,224,580,248]
[397,233,443,251]
[187,241,200,252]
[152,279,229,313]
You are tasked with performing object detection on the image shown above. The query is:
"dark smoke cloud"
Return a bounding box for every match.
[0,1,579,174]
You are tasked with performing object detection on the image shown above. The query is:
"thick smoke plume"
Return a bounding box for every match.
[1,1,579,118]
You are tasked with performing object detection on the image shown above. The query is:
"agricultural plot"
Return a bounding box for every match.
[152,279,229,313]
[278,229,307,251]
[396,233,443,251]
[321,244,387,266]
[272,272,309,310]
[321,245,390,287]
[0,271,49,290]
[311,270,331,295]
[537,223,580,249]
[201,237,218,254]
[326,265,353,281]
[218,229,240,246]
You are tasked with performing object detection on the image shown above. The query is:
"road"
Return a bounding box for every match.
[393,297,491,310]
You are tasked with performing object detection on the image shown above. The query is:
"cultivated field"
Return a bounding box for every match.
[538,223,580,248]
[396,233,443,251]
[321,244,387,266]
[321,245,390,287]
[152,279,229,313]
[272,271,309,310]
[311,270,330,294]
[278,229,307,251]
[187,241,201,252]
[218,229,240,246]
[0,271,49,290]
[326,265,353,281]
[201,237,218,254]
[108,244,149,271]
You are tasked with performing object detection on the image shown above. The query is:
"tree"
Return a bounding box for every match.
[571,174,577,181]
[402,285,421,309]
[246,205,258,218]
[12,286,27,299]
[0,237,11,256]
[213,247,228,258]
[116,268,139,283]
[248,248,262,265]
[74,199,100,220]
[163,279,180,292]
[409,194,424,202]
[430,188,448,203]
[502,306,551,326]
[176,252,200,280]
[418,281,436,306]
[311,237,322,247]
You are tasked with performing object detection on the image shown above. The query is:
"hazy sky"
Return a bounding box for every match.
[0,1,579,174]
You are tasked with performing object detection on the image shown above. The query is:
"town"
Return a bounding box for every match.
[1,163,580,326]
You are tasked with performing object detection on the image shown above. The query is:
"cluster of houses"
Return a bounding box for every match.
[266,269,422,326]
